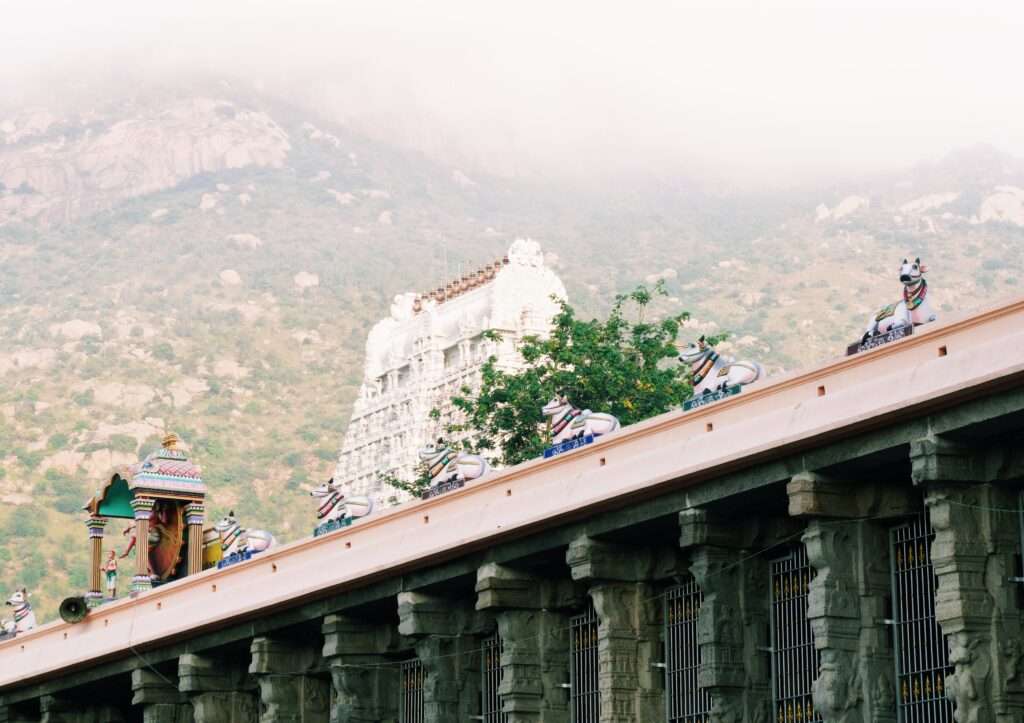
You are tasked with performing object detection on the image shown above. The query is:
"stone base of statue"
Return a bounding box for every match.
[422,478,466,499]
[130,575,153,594]
[217,549,254,569]
[314,517,353,537]
[543,434,596,459]
[847,323,913,356]
[84,591,106,608]
[683,385,741,411]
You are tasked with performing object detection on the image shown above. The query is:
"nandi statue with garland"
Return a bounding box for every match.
[418,440,489,497]
[679,336,764,397]
[861,257,937,343]
[542,395,620,447]
[213,511,276,566]
[310,478,374,534]
[1,588,36,637]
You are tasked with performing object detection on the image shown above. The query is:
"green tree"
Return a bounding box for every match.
[449,284,695,465]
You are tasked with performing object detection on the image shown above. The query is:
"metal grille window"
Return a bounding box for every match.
[770,545,823,723]
[665,578,711,723]
[570,604,601,723]
[482,633,507,723]
[400,658,425,723]
[890,512,955,722]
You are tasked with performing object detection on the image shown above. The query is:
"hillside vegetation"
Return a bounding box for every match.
[2,89,1023,620]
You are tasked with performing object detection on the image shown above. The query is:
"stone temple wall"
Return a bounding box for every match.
[333,239,567,503]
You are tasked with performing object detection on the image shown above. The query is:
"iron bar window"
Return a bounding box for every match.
[890,511,955,723]
[665,578,711,723]
[769,545,822,723]
[400,658,425,723]
[482,633,507,723]
[570,603,600,723]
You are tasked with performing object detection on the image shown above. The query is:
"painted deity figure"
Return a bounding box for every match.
[102,550,119,598]
[2,588,37,636]
[542,395,620,446]
[213,511,276,557]
[418,440,489,487]
[678,336,764,396]
[862,257,937,342]
[310,478,375,527]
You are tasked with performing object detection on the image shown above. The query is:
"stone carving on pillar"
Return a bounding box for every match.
[179,652,257,723]
[397,591,487,723]
[680,508,772,723]
[132,668,192,723]
[475,563,575,723]
[566,535,664,723]
[322,614,401,723]
[788,472,903,723]
[39,695,125,723]
[250,636,330,723]
[912,434,1024,722]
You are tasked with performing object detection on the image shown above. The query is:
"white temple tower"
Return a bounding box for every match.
[334,239,567,503]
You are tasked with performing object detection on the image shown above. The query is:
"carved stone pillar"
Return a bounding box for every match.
[475,563,573,723]
[911,435,1024,723]
[566,536,662,723]
[85,516,107,604]
[249,636,330,723]
[788,472,908,723]
[132,669,193,723]
[397,592,485,723]
[179,652,258,723]
[39,696,124,723]
[185,503,205,577]
[680,508,772,723]
[131,497,156,593]
[322,614,401,723]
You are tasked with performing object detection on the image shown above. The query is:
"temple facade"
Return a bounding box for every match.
[334,239,567,502]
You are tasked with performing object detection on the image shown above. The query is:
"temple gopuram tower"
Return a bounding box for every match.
[334,239,567,503]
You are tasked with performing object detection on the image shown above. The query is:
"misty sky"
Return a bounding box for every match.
[2,0,1023,185]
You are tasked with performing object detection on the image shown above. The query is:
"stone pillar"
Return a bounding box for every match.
[911,435,1024,723]
[85,516,107,604]
[788,472,911,723]
[131,497,156,593]
[250,635,330,723]
[680,508,772,723]
[475,563,573,723]
[39,696,124,723]
[0,702,40,723]
[565,536,662,723]
[132,669,194,723]
[322,614,401,723]
[185,503,205,577]
[179,652,258,723]
[397,592,485,723]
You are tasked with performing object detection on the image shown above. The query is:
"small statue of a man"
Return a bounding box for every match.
[102,549,119,598]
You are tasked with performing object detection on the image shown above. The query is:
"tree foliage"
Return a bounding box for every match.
[449,283,699,466]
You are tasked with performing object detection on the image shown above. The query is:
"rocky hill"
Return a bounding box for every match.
[1,89,1022,620]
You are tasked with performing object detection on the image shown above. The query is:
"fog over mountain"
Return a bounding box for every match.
[4,1,1024,186]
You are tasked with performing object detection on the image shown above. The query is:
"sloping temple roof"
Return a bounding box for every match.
[84,433,206,518]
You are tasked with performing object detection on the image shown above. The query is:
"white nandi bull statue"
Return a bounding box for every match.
[679,336,764,396]
[542,395,620,445]
[213,511,276,557]
[310,478,374,526]
[2,588,36,637]
[419,440,489,486]
[862,257,937,342]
